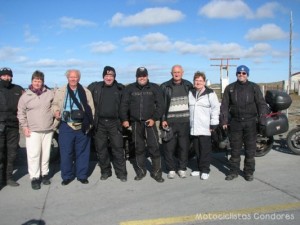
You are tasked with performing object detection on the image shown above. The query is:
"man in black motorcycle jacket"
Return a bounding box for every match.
[88,66,127,182]
[0,67,24,189]
[120,67,165,183]
[220,65,268,182]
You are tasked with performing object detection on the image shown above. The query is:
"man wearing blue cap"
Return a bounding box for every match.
[220,65,268,181]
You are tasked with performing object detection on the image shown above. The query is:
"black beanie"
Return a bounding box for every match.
[102,66,116,78]
[0,67,13,77]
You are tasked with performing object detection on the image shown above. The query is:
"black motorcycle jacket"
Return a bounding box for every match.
[160,79,193,121]
[87,80,124,128]
[0,81,24,127]
[220,80,268,125]
[120,81,164,122]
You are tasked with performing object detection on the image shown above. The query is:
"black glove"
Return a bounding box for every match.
[210,125,218,130]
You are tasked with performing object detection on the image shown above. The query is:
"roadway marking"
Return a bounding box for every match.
[120,201,300,225]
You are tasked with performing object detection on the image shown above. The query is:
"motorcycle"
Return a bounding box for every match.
[286,125,300,155]
[216,90,292,157]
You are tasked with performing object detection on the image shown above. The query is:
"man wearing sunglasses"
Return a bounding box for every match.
[220,65,268,182]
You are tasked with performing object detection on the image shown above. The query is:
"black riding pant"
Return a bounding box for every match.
[163,122,190,172]
[132,121,162,176]
[0,126,19,184]
[94,119,127,178]
[192,135,212,174]
[229,119,257,175]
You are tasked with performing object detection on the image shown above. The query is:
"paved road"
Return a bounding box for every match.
[1,136,300,225]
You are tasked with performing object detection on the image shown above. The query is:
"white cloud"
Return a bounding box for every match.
[123,32,173,52]
[174,41,245,58]
[199,0,253,19]
[34,59,58,67]
[24,25,39,43]
[0,46,28,62]
[29,58,87,68]
[255,2,283,18]
[173,41,281,60]
[88,41,117,53]
[199,0,284,19]
[244,43,273,58]
[121,36,140,44]
[59,16,97,29]
[143,32,169,43]
[109,7,185,27]
[245,24,289,41]
[149,0,178,3]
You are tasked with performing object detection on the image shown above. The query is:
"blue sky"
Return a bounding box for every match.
[1,0,299,88]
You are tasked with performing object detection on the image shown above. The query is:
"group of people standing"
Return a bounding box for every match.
[0,64,268,190]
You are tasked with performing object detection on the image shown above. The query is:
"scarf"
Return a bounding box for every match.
[29,85,47,96]
[67,83,94,134]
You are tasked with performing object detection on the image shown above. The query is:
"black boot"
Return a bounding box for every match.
[225,156,240,181]
[6,179,20,186]
[0,166,4,189]
[31,178,41,190]
[243,157,255,181]
[225,173,238,181]
[41,175,51,185]
[134,168,146,181]
[151,158,164,183]
[134,155,146,181]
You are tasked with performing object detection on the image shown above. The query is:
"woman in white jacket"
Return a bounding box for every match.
[189,72,220,180]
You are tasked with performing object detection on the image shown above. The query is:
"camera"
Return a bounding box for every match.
[62,111,70,121]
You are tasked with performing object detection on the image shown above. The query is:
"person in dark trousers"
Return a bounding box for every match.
[0,67,24,189]
[189,72,220,180]
[52,69,94,186]
[220,65,268,181]
[160,65,193,179]
[88,66,127,182]
[120,67,165,183]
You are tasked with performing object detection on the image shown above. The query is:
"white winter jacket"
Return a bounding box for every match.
[189,87,220,136]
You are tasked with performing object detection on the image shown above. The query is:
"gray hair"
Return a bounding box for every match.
[65,69,81,79]
[171,64,183,73]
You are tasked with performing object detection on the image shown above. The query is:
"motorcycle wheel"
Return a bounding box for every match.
[255,135,274,157]
[286,127,300,155]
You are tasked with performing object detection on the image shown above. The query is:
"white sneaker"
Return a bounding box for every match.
[190,171,200,176]
[178,170,187,178]
[200,173,209,180]
[167,171,176,179]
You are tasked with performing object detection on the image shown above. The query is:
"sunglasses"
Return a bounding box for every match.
[237,72,247,75]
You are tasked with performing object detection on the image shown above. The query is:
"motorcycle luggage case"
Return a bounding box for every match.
[260,113,289,137]
[265,90,292,111]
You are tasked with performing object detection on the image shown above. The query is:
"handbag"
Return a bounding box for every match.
[160,126,174,142]
[71,109,84,121]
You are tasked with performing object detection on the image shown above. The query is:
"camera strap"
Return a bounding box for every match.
[64,88,82,112]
